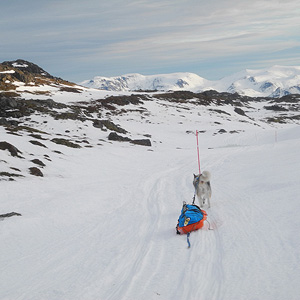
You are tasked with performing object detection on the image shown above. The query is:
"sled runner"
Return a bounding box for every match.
[176,202,207,235]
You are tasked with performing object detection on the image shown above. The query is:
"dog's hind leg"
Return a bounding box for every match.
[200,195,205,208]
[207,196,211,208]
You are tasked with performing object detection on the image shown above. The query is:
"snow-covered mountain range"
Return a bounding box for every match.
[80,65,300,98]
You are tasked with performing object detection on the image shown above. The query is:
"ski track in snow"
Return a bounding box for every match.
[103,147,244,300]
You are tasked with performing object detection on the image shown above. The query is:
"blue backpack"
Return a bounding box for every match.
[176,203,207,235]
[176,202,207,247]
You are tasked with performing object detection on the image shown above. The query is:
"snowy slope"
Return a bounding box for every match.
[80,65,300,98]
[1,87,300,300]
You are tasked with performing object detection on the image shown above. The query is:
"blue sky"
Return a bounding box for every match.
[1,0,300,82]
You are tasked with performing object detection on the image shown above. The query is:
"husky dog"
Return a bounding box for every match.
[193,171,212,208]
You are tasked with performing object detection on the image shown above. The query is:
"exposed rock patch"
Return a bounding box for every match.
[264,105,288,111]
[31,159,46,167]
[51,138,81,148]
[130,139,152,146]
[29,167,44,177]
[234,107,247,116]
[29,140,48,148]
[0,141,22,157]
[0,212,22,219]
[108,132,151,146]
[93,119,127,133]
[108,132,131,142]
[0,172,24,180]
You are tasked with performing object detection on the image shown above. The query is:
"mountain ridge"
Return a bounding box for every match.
[80,65,300,98]
[1,59,300,99]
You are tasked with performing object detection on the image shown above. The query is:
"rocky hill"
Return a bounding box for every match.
[2,59,54,78]
[0,59,83,98]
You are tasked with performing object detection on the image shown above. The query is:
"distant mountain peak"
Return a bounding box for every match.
[80,72,209,93]
[80,66,300,98]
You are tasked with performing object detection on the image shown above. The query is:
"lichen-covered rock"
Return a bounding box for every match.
[93,119,127,134]
[108,132,131,142]
[0,141,22,157]
[29,140,48,148]
[234,107,246,116]
[0,172,24,179]
[108,132,151,146]
[130,139,152,146]
[51,138,81,148]
[31,159,46,167]
[29,167,44,177]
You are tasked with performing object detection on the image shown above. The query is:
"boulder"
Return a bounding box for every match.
[108,132,131,142]
[0,141,22,157]
[51,138,81,148]
[29,167,43,177]
[31,159,46,167]
[130,139,152,146]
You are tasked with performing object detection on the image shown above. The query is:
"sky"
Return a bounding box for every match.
[1,0,300,83]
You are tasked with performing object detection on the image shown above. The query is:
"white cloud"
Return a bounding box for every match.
[1,0,300,81]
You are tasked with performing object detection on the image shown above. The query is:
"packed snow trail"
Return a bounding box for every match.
[115,152,225,300]
[109,144,249,300]
[1,128,300,300]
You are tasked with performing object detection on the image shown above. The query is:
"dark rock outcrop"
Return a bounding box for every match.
[0,212,22,219]
[93,120,127,133]
[130,139,152,146]
[29,167,44,177]
[108,132,131,142]
[264,105,288,111]
[31,159,46,167]
[29,140,48,148]
[234,107,247,116]
[0,141,22,157]
[108,132,151,146]
[51,138,81,148]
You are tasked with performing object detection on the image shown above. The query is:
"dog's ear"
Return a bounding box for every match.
[193,173,197,178]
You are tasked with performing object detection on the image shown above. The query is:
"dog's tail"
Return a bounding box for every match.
[201,171,211,182]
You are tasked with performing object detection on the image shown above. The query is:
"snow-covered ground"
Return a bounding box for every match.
[14,82,125,103]
[1,93,300,300]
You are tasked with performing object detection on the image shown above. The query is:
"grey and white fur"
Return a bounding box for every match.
[193,171,212,208]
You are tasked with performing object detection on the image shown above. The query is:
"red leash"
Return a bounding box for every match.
[196,130,201,174]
